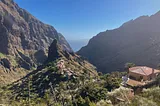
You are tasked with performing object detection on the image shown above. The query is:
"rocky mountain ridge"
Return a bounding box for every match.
[0,0,72,84]
[78,11,160,73]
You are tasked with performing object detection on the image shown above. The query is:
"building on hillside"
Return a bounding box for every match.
[122,66,160,87]
[57,60,65,69]
[128,66,160,81]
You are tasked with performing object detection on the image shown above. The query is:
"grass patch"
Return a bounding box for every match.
[0,52,18,66]
[0,52,6,58]
[7,55,18,66]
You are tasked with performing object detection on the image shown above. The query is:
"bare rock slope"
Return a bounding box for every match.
[0,0,72,84]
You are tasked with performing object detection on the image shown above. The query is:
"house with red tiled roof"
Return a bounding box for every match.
[129,66,160,81]
[125,66,160,87]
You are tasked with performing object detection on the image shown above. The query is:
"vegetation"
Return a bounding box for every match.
[0,59,159,106]
[0,58,124,106]
[125,63,136,69]
[0,52,6,58]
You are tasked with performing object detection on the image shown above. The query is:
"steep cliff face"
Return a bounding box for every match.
[78,11,160,73]
[0,0,72,84]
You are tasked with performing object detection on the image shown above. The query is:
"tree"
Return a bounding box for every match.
[125,63,136,74]
[125,63,136,69]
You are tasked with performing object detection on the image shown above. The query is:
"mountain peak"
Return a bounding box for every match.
[47,39,63,62]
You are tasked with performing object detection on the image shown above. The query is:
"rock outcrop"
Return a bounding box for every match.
[47,39,97,75]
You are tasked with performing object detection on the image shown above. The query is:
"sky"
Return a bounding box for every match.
[14,0,160,51]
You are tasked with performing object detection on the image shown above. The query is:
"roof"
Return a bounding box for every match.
[126,79,144,87]
[129,66,160,76]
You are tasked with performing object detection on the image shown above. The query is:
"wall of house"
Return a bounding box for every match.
[128,72,148,81]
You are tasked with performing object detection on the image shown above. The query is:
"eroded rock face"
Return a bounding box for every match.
[0,0,72,84]
[0,0,72,66]
[48,39,62,61]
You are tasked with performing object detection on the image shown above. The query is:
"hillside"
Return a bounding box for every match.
[0,39,102,105]
[78,11,160,73]
[0,0,72,84]
[1,43,160,106]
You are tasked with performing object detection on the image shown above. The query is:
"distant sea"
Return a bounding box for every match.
[68,39,89,52]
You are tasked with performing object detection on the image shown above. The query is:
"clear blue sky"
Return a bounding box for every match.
[14,0,160,51]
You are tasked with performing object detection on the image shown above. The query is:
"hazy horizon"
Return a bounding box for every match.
[14,0,160,51]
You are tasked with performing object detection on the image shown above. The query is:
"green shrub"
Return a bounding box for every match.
[141,87,160,105]
[130,96,157,106]
[80,83,108,102]
[0,52,5,58]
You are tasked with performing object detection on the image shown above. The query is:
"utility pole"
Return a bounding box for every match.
[49,82,57,103]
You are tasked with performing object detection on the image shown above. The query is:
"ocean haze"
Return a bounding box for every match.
[68,39,89,52]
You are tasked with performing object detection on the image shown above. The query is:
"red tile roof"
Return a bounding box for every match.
[129,66,160,76]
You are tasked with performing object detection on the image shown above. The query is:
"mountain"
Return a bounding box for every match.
[0,39,160,106]
[6,39,98,105]
[78,11,160,73]
[0,0,72,84]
